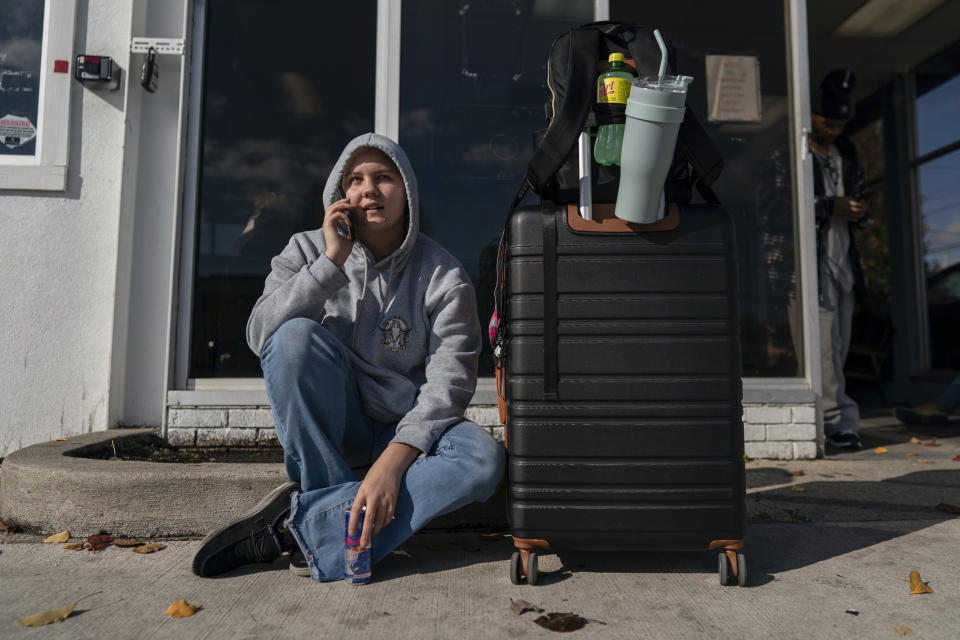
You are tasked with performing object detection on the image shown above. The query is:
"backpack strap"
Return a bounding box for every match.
[678,108,724,190]
[525,27,600,195]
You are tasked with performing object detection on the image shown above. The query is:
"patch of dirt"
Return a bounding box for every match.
[68,434,283,464]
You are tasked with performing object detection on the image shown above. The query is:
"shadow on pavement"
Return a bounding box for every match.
[371,465,960,585]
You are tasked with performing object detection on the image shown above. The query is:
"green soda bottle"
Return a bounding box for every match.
[594,52,634,166]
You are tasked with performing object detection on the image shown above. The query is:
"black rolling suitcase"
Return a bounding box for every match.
[498,202,746,586]
[492,22,746,587]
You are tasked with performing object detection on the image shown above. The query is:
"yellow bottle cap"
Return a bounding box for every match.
[608,53,625,63]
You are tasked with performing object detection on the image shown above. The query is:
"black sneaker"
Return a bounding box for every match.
[827,432,863,449]
[288,550,311,577]
[192,481,299,577]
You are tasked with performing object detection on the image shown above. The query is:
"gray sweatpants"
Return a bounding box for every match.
[819,273,860,436]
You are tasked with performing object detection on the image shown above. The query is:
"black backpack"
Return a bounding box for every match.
[492,23,726,421]
[512,21,724,210]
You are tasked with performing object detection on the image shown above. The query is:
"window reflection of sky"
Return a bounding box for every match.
[398,1,593,377]
[919,148,960,274]
[916,66,960,157]
[191,0,376,377]
[916,48,960,276]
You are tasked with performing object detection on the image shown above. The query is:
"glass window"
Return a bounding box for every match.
[915,39,960,158]
[0,0,44,157]
[611,0,799,376]
[398,0,593,377]
[914,41,960,370]
[190,0,377,377]
[918,148,960,369]
[850,119,890,315]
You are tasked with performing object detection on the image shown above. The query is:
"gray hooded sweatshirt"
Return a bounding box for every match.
[246,133,481,454]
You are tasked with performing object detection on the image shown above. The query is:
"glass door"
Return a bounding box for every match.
[611,0,802,377]
[397,0,594,376]
[915,44,960,370]
[188,0,377,378]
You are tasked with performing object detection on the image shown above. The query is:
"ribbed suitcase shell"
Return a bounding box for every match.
[506,203,745,551]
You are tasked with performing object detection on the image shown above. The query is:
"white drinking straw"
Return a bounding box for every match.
[653,29,667,79]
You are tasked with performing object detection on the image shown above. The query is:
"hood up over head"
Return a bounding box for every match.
[322,133,420,273]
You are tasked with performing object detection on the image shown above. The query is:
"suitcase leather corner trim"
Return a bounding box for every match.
[566,202,680,234]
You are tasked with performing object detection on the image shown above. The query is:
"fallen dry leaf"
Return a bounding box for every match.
[953,454,960,461]
[906,451,918,457]
[17,603,76,627]
[936,503,960,515]
[922,437,938,447]
[510,599,544,615]
[86,534,114,551]
[132,543,166,554]
[891,622,913,636]
[52,437,68,442]
[480,532,504,541]
[0,519,16,534]
[43,530,70,543]
[874,447,888,454]
[113,539,146,547]
[164,599,198,618]
[909,437,922,444]
[915,459,935,464]
[788,470,805,477]
[61,542,85,551]
[909,570,933,594]
[534,612,585,632]
[791,485,806,492]
[390,549,413,559]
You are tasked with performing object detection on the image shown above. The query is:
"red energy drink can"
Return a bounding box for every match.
[345,509,371,584]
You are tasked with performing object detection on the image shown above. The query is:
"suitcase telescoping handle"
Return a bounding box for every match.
[577,132,592,220]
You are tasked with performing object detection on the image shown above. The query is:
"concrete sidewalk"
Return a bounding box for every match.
[2,414,960,638]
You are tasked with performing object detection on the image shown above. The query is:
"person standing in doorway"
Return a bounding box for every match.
[810,69,872,449]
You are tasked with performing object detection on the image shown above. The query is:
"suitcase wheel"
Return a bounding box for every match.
[718,551,747,587]
[510,550,539,586]
[510,551,523,585]
[526,552,539,586]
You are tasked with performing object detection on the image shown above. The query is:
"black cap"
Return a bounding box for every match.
[814,69,856,119]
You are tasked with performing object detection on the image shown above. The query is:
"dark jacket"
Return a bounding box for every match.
[812,134,871,299]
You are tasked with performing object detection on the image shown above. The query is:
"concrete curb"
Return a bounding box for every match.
[0,428,508,537]
[0,429,289,537]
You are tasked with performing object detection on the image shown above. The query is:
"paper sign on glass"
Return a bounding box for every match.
[706,55,762,122]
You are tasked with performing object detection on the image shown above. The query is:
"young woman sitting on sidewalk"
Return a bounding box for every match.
[192,133,505,581]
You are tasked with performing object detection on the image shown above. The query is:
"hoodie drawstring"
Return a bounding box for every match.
[352,246,369,350]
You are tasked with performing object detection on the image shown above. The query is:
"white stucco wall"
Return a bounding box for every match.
[0,1,133,456]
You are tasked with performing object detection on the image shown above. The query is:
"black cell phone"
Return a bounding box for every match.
[334,185,354,240]
[336,208,354,240]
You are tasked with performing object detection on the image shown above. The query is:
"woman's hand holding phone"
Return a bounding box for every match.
[323,198,356,268]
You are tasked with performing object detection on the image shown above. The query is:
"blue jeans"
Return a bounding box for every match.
[261,318,505,581]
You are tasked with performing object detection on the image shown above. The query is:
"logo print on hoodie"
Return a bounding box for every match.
[379,316,410,352]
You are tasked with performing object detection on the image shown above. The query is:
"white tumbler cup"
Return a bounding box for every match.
[615,75,692,223]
